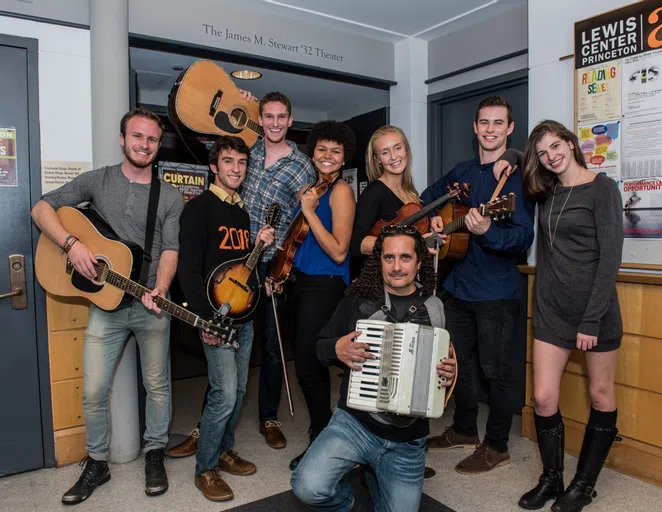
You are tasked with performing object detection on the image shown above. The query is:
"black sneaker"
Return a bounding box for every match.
[61,456,111,505]
[145,448,169,496]
[289,428,321,471]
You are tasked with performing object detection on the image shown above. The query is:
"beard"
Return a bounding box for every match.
[124,145,156,169]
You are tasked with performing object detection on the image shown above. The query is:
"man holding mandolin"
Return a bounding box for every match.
[422,96,535,474]
[177,135,275,502]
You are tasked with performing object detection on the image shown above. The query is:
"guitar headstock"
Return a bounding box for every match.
[201,318,237,344]
[265,203,282,229]
[479,192,516,220]
[447,182,471,199]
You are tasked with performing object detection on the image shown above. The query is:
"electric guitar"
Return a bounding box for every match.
[35,207,234,341]
[168,60,263,147]
[437,193,517,261]
[206,203,282,321]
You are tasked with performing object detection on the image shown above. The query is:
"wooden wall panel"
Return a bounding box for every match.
[525,363,662,448]
[46,293,89,331]
[618,283,662,338]
[54,426,86,467]
[48,329,85,382]
[51,378,84,430]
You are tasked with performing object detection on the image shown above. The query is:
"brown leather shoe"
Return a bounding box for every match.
[194,469,233,502]
[166,427,199,458]
[455,443,510,474]
[259,420,287,449]
[218,450,256,476]
[427,426,479,451]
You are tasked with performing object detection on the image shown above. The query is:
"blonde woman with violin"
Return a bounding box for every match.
[283,120,357,471]
[351,125,421,256]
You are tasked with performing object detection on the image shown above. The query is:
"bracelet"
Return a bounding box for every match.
[63,238,78,254]
[60,234,75,254]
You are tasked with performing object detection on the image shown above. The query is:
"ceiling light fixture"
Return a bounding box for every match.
[231,69,263,80]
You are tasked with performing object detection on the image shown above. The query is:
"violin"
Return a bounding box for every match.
[269,175,336,286]
[369,183,469,236]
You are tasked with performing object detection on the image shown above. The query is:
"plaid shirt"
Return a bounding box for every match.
[241,139,315,260]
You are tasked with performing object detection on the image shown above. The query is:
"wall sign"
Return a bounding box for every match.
[41,161,90,194]
[158,161,208,203]
[0,127,17,187]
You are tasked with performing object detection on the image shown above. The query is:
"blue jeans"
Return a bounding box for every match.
[291,408,426,512]
[83,301,171,460]
[195,321,253,474]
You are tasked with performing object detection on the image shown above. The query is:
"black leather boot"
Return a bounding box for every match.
[551,425,619,512]
[61,456,111,505]
[289,428,321,471]
[519,421,565,509]
[145,448,169,496]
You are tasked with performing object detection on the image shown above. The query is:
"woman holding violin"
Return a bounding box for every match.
[280,120,357,470]
[351,125,422,256]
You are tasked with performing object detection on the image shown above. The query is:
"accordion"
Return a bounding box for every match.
[347,319,451,419]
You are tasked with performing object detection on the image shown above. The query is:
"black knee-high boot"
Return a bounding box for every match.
[551,409,619,512]
[519,412,565,510]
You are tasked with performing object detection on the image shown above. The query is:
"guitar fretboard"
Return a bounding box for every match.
[443,215,466,235]
[246,118,264,137]
[246,240,265,270]
[94,262,213,332]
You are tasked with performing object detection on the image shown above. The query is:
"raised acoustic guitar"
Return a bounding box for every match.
[437,193,516,261]
[168,60,263,147]
[35,207,233,340]
[369,183,469,236]
[206,204,281,321]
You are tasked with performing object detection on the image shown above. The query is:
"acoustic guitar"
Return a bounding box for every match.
[35,207,234,340]
[206,203,281,321]
[369,183,469,236]
[168,60,264,147]
[437,193,516,261]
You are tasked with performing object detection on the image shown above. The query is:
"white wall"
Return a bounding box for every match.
[0,15,92,193]
[528,0,660,266]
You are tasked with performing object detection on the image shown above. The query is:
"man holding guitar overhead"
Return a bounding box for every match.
[31,107,184,504]
[422,96,535,474]
[240,91,316,449]
[176,136,274,502]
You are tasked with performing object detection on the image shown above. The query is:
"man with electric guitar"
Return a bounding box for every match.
[176,135,276,502]
[422,96,535,475]
[31,107,184,504]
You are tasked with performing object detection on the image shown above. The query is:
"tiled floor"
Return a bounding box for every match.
[2,362,661,511]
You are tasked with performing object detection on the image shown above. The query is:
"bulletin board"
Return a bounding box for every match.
[575,1,662,268]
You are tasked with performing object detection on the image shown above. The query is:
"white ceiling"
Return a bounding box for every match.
[131,0,527,123]
[240,0,526,42]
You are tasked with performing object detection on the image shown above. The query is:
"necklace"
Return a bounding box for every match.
[547,169,583,248]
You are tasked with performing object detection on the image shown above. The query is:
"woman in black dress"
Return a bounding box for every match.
[518,120,622,512]
[351,125,421,256]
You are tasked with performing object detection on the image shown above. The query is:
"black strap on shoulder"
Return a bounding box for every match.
[139,173,161,286]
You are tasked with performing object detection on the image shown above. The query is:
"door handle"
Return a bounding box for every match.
[1,254,27,309]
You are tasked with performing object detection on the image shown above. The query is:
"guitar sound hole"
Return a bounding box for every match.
[90,257,110,286]
[229,108,248,129]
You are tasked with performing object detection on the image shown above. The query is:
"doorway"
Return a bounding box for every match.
[0,35,53,476]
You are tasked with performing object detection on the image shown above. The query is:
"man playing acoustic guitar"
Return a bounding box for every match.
[31,107,184,504]
[177,136,275,502]
[422,96,535,474]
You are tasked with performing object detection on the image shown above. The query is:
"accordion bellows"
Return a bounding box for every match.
[348,319,451,419]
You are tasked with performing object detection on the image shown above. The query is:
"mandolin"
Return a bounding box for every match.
[168,60,263,147]
[369,183,469,236]
[206,203,281,321]
[35,207,235,341]
[437,193,516,261]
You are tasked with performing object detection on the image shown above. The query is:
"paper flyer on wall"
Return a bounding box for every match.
[621,112,662,180]
[158,161,208,203]
[622,48,662,115]
[623,208,662,238]
[41,161,90,194]
[621,178,662,209]
[577,61,621,123]
[0,127,17,187]
[342,168,358,201]
[578,121,620,179]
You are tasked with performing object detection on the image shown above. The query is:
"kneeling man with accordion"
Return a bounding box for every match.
[291,226,457,512]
